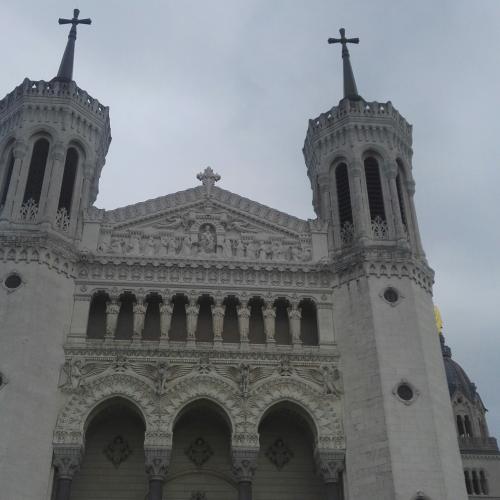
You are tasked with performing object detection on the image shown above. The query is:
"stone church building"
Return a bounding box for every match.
[0,11,498,500]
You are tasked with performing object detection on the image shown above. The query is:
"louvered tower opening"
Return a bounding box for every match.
[396,171,407,228]
[0,151,14,209]
[57,147,78,213]
[335,163,353,244]
[23,138,49,204]
[364,157,386,221]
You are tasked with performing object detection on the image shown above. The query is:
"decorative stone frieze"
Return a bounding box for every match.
[232,448,259,482]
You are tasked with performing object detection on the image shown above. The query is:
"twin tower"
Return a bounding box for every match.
[0,13,468,500]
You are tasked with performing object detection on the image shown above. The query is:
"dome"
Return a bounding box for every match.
[441,335,478,401]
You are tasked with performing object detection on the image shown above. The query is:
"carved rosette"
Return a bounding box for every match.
[314,449,345,483]
[145,447,171,481]
[52,446,83,479]
[232,448,259,482]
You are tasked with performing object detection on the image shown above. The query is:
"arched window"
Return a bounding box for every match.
[170,294,188,341]
[196,295,214,342]
[115,293,134,340]
[248,297,265,344]
[299,299,319,346]
[395,169,407,229]
[464,470,472,495]
[57,147,78,214]
[335,163,354,243]
[274,298,291,345]
[23,138,50,206]
[480,470,489,495]
[464,415,474,437]
[0,150,15,210]
[222,296,240,343]
[86,292,108,339]
[364,157,386,222]
[143,293,161,340]
[456,415,465,437]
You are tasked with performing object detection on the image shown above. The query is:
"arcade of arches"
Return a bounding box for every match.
[53,398,343,500]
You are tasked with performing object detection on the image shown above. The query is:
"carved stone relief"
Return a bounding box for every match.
[103,435,132,467]
[186,437,213,467]
[266,438,293,470]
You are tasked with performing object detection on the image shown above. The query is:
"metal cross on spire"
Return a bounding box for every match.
[53,9,92,83]
[328,28,361,100]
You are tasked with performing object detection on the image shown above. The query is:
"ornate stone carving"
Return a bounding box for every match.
[185,437,213,467]
[238,363,250,397]
[19,198,38,222]
[319,365,342,397]
[288,303,302,345]
[232,448,258,482]
[314,450,345,483]
[263,303,276,343]
[186,298,199,340]
[133,300,146,339]
[159,301,173,338]
[144,447,171,480]
[104,435,132,467]
[237,304,250,342]
[212,300,225,341]
[52,446,82,479]
[105,299,120,338]
[278,357,293,377]
[266,438,293,470]
[371,216,389,240]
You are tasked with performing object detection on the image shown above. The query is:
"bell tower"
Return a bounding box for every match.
[303,28,468,500]
[0,10,110,500]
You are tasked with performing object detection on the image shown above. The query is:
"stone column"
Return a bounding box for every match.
[263,302,276,345]
[349,161,370,242]
[237,303,250,345]
[133,298,147,340]
[386,165,406,242]
[186,296,199,343]
[159,299,173,341]
[52,446,82,500]
[0,140,27,221]
[315,450,345,500]
[105,298,120,339]
[288,302,302,347]
[212,299,225,345]
[405,179,425,256]
[232,448,259,500]
[145,448,170,500]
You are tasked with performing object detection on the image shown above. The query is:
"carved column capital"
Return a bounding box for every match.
[145,447,171,481]
[52,445,83,480]
[314,450,345,483]
[232,448,259,482]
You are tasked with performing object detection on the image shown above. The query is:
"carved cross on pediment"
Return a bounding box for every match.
[197,167,221,196]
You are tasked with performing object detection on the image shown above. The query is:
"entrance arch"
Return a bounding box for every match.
[71,397,148,500]
[253,401,325,500]
[165,398,237,500]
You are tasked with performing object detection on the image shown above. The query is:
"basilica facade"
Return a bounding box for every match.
[0,13,498,500]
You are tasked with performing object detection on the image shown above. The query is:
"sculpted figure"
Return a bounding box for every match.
[144,236,156,257]
[320,365,342,396]
[158,235,170,257]
[246,240,258,260]
[186,299,200,339]
[179,234,193,256]
[105,300,120,338]
[199,224,216,254]
[222,238,233,258]
[235,239,245,258]
[133,302,147,338]
[159,301,173,338]
[109,238,122,254]
[212,301,225,339]
[155,361,170,395]
[239,363,250,396]
[263,303,276,342]
[288,303,302,344]
[237,303,251,341]
[60,358,84,390]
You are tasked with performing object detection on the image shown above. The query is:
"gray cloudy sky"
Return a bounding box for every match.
[2,1,499,436]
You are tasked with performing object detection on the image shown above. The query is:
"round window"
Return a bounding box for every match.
[397,383,414,402]
[4,273,22,290]
[383,287,399,304]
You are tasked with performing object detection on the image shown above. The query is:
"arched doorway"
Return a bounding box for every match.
[165,399,236,500]
[253,402,324,500]
[71,397,148,500]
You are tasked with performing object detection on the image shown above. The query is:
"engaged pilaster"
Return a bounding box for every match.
[232,448,259,500]
[315,450,345,500]
[52,446,82,500]
[145,448,171,500]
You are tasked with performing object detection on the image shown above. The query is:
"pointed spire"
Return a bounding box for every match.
[53,9,92,83]
[328,28,361,101]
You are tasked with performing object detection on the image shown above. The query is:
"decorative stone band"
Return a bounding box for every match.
[314,449,345,483]
[232,448,259,482]
[52,445,83,480]
[144,447,171,481]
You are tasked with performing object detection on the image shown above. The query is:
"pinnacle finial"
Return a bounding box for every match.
[328,27,361,100]
[53,8,92,83]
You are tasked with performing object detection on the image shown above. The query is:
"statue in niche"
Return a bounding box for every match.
[186,299,199,339]
[263,303,276,341]
[222,237,233,258]
[144,236,156,257]
[106,300,120,337]
[288,304,302,344]
[133,302,147,338]
[212,301,225,338]
[246,240,258,260]
[237,304,251,341]
[179,234,194,256]
[235,239,245,258]
[199,224,216,254]
[159,302,173,337]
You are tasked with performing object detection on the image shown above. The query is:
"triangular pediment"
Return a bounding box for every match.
[87,185,327,263]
